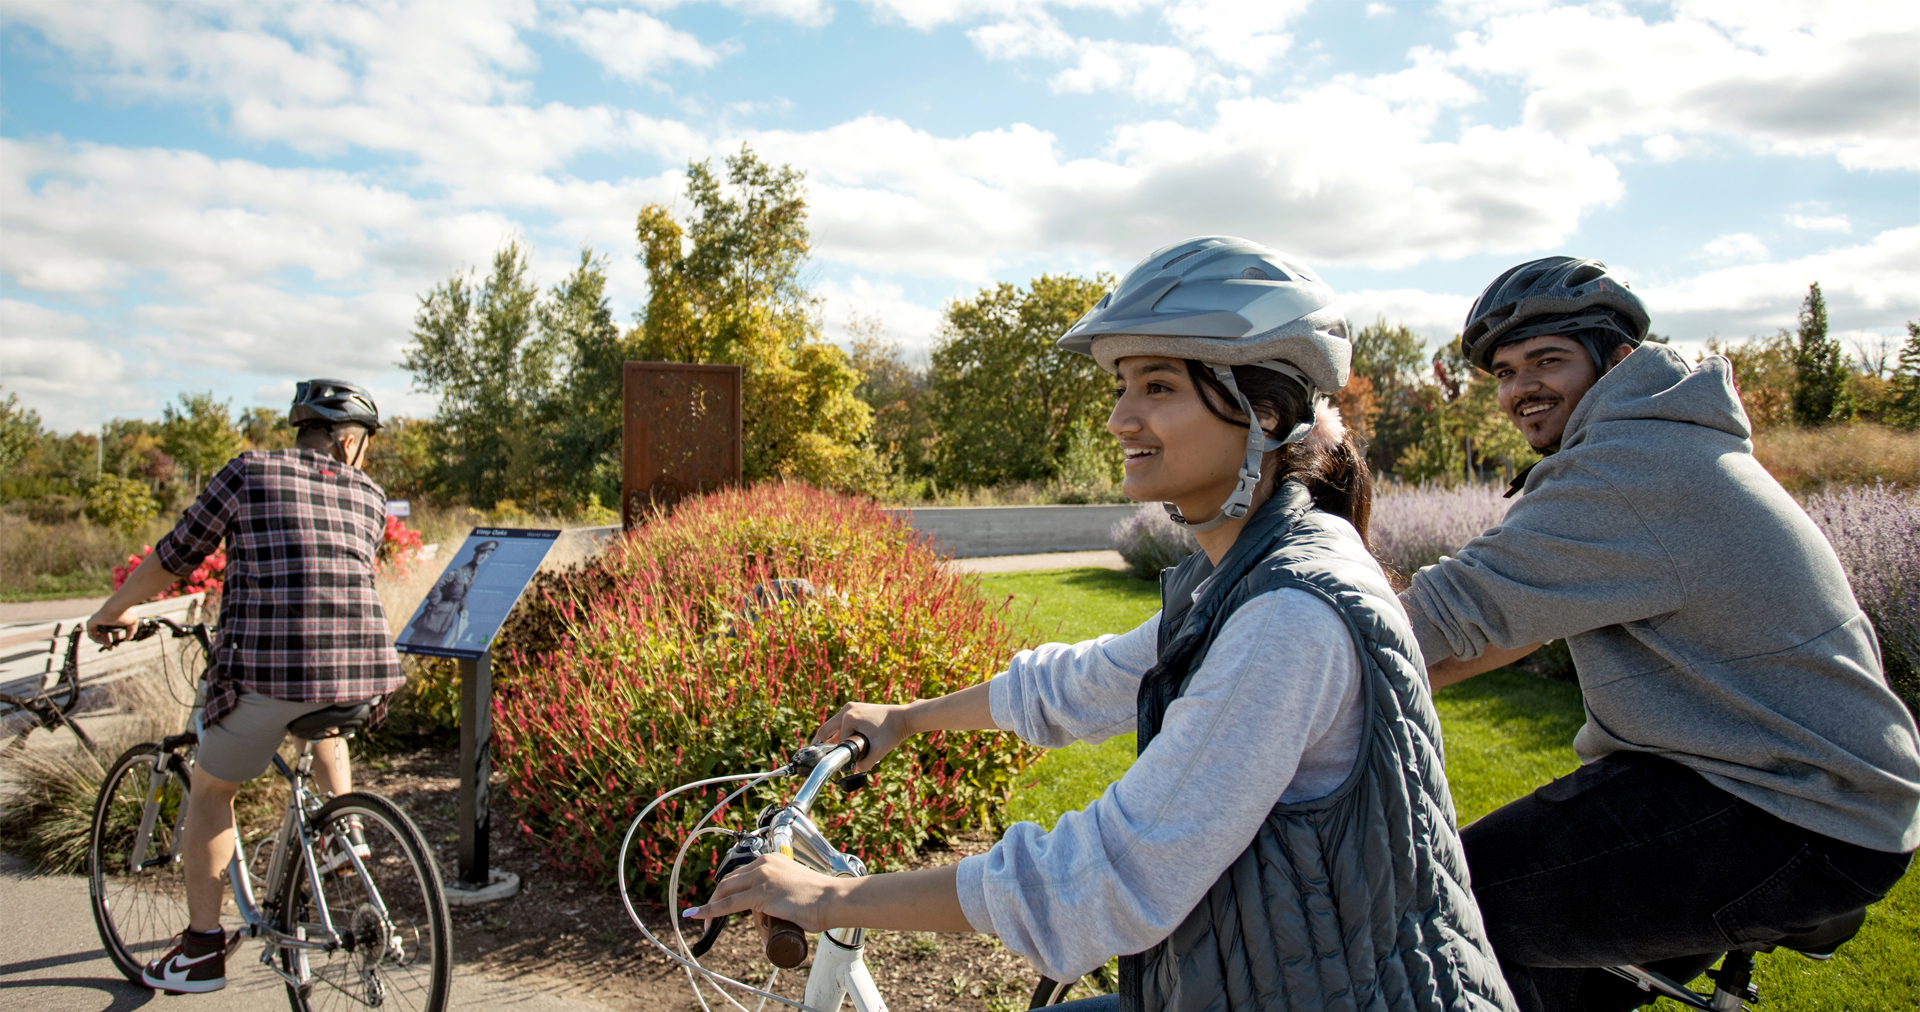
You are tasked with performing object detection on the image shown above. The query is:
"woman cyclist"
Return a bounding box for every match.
[695,237,1517,1012]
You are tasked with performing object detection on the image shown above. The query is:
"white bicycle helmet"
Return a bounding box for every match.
[1059,236,1352,532]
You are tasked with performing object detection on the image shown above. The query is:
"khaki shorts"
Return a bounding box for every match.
[196,690,374,783]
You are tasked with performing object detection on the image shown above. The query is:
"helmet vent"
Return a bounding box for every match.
[1566,263,1605,287]
[1240,267,1272,280]
[1162,248,1203,270]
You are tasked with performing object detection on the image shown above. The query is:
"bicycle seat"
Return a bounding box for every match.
[287,701,374,740]
[1761,907,1866,959]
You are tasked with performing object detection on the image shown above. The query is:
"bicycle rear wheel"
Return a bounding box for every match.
[88,741,193,983]
[278,791,450,1012]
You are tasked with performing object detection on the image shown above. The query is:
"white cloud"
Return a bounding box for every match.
[0,301,143,431]
[1342,288,1469,345]
[859,0,1148,33]
[760,73,1617,279]
[966,0,1309,104]
[1700,232,1768,263]
[1447,1,1920,170]
[1787,213,1850,233]
[816,276,949,352]
[550,6,730,84]
[1639,225,1920,338]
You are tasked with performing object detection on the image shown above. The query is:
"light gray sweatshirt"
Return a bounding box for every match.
[1406,345,1920,852]
[954,588,1365,982]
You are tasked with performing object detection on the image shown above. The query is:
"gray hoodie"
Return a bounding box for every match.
[1406,344,1920,853]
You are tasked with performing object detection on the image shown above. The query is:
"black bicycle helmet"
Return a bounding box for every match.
[290,378,382,432]
[1461,257,1650,373]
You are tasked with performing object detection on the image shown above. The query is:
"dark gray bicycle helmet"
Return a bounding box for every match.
[290,378,382,432]
[1462,257,1650,373]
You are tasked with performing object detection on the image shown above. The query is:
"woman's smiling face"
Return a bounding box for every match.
[1106,356,1255,520]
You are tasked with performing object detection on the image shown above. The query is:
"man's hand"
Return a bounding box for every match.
[85,608,135,647]
[692,853,843,934]
[86,550,183,645]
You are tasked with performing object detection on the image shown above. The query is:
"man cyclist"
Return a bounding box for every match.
[1400,258,1920,1012]
[86,378,405,995]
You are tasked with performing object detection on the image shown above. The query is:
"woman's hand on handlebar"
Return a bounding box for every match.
[814,702,915,774]
[814,683,1000,774]
[691,853,840,934]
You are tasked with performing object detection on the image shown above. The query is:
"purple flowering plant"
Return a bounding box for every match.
[1368,481,1515,583]
[1111,502,1201,579]
[1802,482,1920,716]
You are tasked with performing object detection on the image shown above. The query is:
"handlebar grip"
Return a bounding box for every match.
[765,917,809,968]
[845,731,871,764]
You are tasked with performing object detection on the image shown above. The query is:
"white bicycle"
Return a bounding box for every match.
[619,733,1092,1012]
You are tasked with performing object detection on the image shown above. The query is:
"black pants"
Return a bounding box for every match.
[1462,751,1911,1012]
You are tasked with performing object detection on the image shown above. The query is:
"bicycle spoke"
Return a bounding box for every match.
[280,794,448,1012]
[89,743,194,984]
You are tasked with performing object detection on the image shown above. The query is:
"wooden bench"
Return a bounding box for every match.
[0,594,211,704]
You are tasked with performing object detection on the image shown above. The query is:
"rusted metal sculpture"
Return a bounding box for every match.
[621,362,743,530]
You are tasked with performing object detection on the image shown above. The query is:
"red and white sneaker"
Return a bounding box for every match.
[317,815,371,876]
[142,930,227,993]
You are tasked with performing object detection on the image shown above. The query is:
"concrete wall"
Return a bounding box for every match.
[887,504,1136,558]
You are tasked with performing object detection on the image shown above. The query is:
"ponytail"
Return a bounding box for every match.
[1187,360,1376,548]
[1284,400,1374,548]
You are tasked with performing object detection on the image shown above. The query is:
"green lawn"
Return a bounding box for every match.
[974,566,1919,1012]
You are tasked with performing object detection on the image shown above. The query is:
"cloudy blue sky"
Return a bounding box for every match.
[3,0,1916,431]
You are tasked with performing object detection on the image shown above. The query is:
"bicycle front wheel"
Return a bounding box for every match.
[88,741,193,983]
[278,791,451,1012]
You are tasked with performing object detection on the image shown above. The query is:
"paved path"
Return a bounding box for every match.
[0,597,109,624]
[945,550,1126,573]
[0,854,607,1012]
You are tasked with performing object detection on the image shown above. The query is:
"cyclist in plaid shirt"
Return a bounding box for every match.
[86,379,405,994]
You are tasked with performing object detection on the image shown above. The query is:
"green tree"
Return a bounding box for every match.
[403,237,558,507]
[161,391,243,490]
[1887,320,1920,431]
[361,416,440,499]
[848,318,933,481]
[925,274,1111,489]
[1706,331,1797,431]
[240,406,295,450]
[0,387,42,477]
[1396,344,1536,485]
[539,250,642,509]
[85,475,160,534]
[633,145,878,490]
[1792,282,1854,425]
[1347,319,1430,476]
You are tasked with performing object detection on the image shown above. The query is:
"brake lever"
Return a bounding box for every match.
[688,842,763,958]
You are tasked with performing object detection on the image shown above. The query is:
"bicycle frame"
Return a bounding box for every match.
[111,616,399,993]
[624,739,892,1012]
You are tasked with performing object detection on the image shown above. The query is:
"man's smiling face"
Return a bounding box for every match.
[1491,335,1603,452]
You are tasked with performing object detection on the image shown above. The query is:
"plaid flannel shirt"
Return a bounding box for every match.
[155,449,404,729]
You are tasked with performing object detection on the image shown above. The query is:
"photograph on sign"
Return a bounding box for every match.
[395,528,558,659]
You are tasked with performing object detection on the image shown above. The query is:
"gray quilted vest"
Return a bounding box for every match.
[1120,483,1516,1012]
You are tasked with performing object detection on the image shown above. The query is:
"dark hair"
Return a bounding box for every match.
[1185,360,1375,546]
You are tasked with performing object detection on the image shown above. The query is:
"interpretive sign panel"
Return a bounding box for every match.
[394,528,558,660]
[622,361,742,531]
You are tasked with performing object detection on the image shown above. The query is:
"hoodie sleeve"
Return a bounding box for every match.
[1403,458,1687,663]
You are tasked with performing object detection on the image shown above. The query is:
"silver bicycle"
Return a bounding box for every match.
[86,616,452,1011]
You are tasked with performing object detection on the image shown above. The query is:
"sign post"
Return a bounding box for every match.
[394,527,559,903]
[622,362,743,530]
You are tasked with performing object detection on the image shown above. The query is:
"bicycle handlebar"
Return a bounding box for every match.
[762,733,869,969]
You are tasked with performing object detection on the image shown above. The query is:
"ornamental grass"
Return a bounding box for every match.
[490,482,1040,896]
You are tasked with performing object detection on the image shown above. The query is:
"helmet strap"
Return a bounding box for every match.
[1163,364,1308,533]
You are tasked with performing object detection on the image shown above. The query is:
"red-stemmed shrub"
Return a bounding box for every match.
[491,482,1039,896]
[113,545,225,601]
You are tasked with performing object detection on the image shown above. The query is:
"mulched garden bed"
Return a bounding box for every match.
[357,743,1086,1012]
